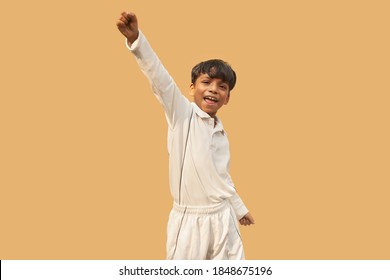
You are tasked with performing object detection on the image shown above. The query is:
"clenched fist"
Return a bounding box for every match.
[116,12,139,44]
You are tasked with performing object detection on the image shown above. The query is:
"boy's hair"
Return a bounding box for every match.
[191,59,237,92]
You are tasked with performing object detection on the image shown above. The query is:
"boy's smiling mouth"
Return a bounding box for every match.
[204,95,218,104]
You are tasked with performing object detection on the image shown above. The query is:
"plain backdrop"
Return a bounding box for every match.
[1,0,389,259]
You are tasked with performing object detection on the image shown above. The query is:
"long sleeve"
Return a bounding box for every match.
[126,30,191,130]
[228,194,249,220]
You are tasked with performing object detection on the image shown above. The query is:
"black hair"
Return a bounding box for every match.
[191,59,237,92]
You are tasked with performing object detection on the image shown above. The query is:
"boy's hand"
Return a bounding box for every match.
[239,212,255,226]
[116,12,139,44]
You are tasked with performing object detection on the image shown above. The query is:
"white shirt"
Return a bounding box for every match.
[127,31,248,219]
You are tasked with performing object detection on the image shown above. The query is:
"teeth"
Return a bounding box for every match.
[205,96,217,101]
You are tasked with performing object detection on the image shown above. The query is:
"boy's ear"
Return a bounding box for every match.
[189,83,195,97]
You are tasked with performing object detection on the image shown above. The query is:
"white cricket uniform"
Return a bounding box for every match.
[127,31,249,259]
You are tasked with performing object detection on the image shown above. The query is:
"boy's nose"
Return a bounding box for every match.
[208,83,218,93]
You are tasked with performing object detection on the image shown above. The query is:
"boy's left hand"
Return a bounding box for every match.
[240,212,255,226]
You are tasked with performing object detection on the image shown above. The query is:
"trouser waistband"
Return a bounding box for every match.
[173,200,228,215]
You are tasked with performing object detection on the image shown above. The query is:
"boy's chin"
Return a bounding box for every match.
[196,101,222,117]
[203,108,218,117]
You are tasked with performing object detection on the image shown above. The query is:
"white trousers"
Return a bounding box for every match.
[166,200,245,260]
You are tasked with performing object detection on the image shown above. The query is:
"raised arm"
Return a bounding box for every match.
[116,11,191,129]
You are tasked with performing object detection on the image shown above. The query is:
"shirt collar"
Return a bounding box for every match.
[191,102,225,133]
[192,102,210,119]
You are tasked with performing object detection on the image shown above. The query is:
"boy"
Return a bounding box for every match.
[116,11,254,260]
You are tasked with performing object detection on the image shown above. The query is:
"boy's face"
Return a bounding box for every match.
[190,74,230,118]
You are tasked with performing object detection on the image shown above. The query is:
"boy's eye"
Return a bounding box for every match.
[220,85,227,90]
[202,80,210,84]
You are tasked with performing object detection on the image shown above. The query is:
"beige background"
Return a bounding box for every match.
[1,0,389,259]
